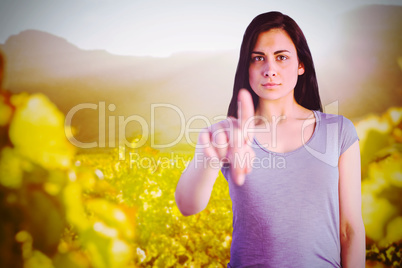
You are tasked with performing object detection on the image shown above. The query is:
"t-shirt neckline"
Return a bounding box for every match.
[253,110,321,157]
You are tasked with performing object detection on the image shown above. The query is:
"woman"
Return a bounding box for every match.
[175,11,365,267]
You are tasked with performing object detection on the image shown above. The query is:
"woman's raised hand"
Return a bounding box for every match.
[197,89,256,186]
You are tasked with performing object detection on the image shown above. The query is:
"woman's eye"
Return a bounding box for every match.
[276,55,288,61]
[252,56,264,62]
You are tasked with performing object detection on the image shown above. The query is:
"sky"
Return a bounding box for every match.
[0,0,401,57]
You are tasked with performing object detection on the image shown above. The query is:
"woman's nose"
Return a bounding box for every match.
[263,62,276,77]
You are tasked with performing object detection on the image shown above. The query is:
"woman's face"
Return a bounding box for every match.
[248,28,304,102]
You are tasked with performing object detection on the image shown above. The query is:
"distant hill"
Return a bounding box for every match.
[0,29,237,148]
[0,4,401,149]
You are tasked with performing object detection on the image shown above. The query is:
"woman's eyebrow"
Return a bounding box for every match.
[251,51,265,55]
[274,50,291,54]
[251,50,291,55]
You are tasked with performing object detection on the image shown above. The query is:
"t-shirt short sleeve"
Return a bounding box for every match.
[339,116,359,156]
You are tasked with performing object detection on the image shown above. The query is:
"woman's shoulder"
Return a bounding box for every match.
[314,110,358,139]
[314,110,354,126]
[312,110,359,156]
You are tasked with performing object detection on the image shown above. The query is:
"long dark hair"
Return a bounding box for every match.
[227,11,322,117]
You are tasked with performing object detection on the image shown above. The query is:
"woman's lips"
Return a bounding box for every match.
[262,82,280,88]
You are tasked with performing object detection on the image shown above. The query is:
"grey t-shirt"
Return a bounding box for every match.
[221,111,359,268]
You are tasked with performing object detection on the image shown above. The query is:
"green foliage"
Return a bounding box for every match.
[356,107,402,266]
[0,88,232,267]
[0,91,136,268]
[75,147,232,267]
[356,108,402,246]
[366,242,402,267]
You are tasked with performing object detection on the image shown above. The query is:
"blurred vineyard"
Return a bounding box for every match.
[0,90,232,267]
[1,55,402,267]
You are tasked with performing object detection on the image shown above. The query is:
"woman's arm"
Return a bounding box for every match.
[175,147,221,216]
[175,120,234,216]
[339,140,366,267]
[175,89,255,216]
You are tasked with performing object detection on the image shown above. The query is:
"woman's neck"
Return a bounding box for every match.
[255,92,310,125]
